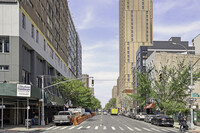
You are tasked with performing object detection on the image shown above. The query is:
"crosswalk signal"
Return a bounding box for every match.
[92,79,94,86]
[158,73,162,82]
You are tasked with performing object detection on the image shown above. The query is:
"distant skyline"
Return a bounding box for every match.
[68,0,200,107]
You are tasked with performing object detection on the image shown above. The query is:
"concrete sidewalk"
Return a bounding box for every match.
[0,123,54,132]
[173,122,200,132]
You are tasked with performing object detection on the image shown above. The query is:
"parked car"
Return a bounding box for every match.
[151,115,174,127]
[53,111,74,125]
[103,111,107,115]
[136,112,147,120]
[144,115,156,123]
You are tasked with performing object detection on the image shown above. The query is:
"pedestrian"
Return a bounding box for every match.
[32,112,35,125]
[178,112,182,125]
[179,115,185,132]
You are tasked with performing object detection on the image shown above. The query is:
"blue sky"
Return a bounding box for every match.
[68,0,200,108]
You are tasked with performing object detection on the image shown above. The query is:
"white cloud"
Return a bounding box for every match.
[77,7,94,30]
[154,0,179,16]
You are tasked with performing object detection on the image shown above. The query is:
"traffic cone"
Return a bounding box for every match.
[46,117,48,125]
[73,117,78,125]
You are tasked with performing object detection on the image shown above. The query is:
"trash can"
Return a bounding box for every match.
[25,119,32,127]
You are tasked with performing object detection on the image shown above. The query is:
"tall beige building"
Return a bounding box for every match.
[117,0,153,109]
[112,86,117,98]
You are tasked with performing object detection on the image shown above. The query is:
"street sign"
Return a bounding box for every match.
[0,105,5,109]
[188,85,195,90]
[192,93,199,97]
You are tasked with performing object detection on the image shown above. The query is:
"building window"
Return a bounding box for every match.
[142,6,144,9]
[0,37,9,53]
[0,65,9,71]
[27,0,33,8]
[22,69,30,84]
[31,24,34,39]
[44,39,46,51]
[36,30,39,43]
[22,13,26,29]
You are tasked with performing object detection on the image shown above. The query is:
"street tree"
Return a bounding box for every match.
[127,70,152,109]
[152,60,200,114]
[54,78,101,110]
[105,98,116,110]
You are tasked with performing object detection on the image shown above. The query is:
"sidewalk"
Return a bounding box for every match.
[174,122,200,132]
[0,123,54,132]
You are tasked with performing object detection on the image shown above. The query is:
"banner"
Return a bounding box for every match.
[17,84,31,97]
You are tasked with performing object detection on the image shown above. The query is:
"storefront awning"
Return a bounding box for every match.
[144,102,155,109]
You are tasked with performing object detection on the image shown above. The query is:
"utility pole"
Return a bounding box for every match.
[190,61,194,129]
[41,76,45,126]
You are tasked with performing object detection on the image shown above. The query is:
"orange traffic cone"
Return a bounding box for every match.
[73,117,78,125]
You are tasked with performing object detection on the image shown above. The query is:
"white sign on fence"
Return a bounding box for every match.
[17,84,31,97]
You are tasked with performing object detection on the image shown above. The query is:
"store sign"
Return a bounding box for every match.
[17,84,31,97]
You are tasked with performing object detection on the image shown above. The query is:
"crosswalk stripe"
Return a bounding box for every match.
[134,127,142,131]
[86,126,91,129]
[60,126,68,130]
[46,126,55,130]
[119,126,124,130]
[125,125,134,131]
[52,127,60,130]
[103,126,107,130]
[68,126,75,130]
[143,128,151,131]
[95,126,98,130]
[111,126,116,130]
[161,129,168,131]
[77,126,83,130]
[150,128,160,132]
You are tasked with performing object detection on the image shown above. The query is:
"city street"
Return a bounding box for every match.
[41,114,179,133]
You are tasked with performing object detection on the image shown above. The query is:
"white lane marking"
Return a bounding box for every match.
[77,126,83,130]
[111,126,116,130]
[161,129,168,131]
[68,126,75,130]
[60,126,68,130]
[150,128,160,132]
[143,128,151,131]
[119,126,124,130]
[134,127,142,131]
[46,126,55,130]
[111,116,114,119]
[125,125,134,131]
[103,126,107,130]
[52,127,60,130]
[95,126,99,130]
[86,126,91,129]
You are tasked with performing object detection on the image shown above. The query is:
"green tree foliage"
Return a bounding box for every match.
[152,60,200,114]
[127,71,151,107]
[55,78,101,110]
[128,60,200,114]
[105,98,116,110]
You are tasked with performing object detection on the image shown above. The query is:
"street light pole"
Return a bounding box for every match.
[41,75,45,126]
[190,61,194,129]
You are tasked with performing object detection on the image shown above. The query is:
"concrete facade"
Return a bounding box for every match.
[193,34,200,55]
[112,86,117,99]
[82,74,89,89]
[0,0,82,126]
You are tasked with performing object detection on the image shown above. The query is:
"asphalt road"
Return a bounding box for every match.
[41,114,181,133]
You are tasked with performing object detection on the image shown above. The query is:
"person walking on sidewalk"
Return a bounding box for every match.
[178,112,182,125]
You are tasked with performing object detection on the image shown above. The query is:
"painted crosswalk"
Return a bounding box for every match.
[44,125,178,132]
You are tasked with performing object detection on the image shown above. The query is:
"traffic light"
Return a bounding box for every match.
[158,73,162,82]
[91,79,94,86]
